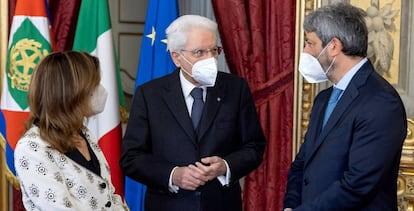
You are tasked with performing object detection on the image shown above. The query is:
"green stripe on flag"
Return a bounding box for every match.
[73,0,111,52]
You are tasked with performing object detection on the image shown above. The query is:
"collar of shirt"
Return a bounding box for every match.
[179,69,207,100]
[179,70,207,116]
[335,57,368,91]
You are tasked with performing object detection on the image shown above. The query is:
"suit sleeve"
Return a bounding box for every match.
[119,86,175,190]
[222,79,266,182]
[283,143,305,209]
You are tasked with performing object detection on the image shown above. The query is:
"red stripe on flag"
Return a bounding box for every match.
[98,124,124,197]
[2,110,29,150]
[14,0,48,17]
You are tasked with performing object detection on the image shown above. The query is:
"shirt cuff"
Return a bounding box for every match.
[217,159,231,186]
[168,166,179,193]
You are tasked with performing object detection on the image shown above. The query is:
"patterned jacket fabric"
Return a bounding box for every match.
[14,126,125,211]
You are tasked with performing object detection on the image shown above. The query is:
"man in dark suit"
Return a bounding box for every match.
[283,3,407,211]
[120,15,266,211]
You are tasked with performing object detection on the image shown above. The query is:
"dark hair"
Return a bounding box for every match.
[27,51,101,153]
[303,2,368,57]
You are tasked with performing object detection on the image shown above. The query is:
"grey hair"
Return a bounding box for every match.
[166,15,218,52]
[303,2,368,57]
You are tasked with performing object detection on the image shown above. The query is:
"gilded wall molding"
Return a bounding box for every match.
[398,119,414,211]
[293,0,322,156]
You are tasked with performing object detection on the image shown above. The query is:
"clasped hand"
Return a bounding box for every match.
[172,156,226,190]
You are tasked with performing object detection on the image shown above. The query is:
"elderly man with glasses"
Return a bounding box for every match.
[120,15,266,211]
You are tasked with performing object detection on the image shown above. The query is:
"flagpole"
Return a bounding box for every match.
[0,0,10,209]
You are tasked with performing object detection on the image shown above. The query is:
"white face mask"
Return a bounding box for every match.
[180,56,218,87]
[90,84,108,115]
[298,42,335,83]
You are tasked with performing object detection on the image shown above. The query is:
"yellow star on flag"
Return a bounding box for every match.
[161,39,168,50]
[146,26,156,46]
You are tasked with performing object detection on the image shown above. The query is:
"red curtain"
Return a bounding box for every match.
[212,1,296,210]
[8,0,16,31]
[48,0,82,51]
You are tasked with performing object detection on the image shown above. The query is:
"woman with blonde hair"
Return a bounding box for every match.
[14,51,125,210]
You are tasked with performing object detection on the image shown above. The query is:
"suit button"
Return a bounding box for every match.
[100,183,107,189]
[303,179,309,186]
[105,201,111,207]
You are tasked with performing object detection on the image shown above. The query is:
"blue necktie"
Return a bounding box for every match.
[322,87,342,127]
[190,87,204,129]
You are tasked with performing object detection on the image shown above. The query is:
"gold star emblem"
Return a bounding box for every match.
[161,39,168,50]
[146,27,156,46]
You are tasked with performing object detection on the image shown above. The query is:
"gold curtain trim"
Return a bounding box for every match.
[120,106,128,123]
[0,133,20,189]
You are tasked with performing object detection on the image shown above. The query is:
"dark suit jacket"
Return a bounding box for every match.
[283,60,407,211]
[120,70,266,211]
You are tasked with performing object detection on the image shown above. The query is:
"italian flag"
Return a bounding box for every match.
[1,0,53,186]
[72,0,124,197]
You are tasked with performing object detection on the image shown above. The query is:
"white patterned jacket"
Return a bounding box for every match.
[14,126,125,211]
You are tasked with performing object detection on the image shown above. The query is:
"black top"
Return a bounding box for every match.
[65,133,101,176]
[33,119,101,176]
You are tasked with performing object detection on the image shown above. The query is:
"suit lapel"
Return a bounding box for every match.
[198,76,225,140]
[320,84,358,137]
[162,71,197,142]
[305,61,373,165]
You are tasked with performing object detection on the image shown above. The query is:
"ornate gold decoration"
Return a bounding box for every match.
[398,119,414,210]
[8,38,48,92]
[120,106,128,124]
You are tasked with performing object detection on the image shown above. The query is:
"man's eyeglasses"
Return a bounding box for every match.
[180,47,222,58]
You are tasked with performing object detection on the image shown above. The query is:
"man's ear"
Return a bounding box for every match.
[329,37,343,56]
[170,51,181,67]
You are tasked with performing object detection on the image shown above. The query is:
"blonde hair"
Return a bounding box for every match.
[27,51,101,153]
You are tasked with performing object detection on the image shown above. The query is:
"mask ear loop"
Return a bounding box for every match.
[178,53,194,77]
[316,40,333,59]
[316,40,335,74]
[324,56,336,74]
[179,53,194,66]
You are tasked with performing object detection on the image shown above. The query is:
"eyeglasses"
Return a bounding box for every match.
[180,46,222,58]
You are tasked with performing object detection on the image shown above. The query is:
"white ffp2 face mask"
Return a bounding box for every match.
[90,84,108,115]
[298,41,335,83]
[298,52,329,83]
[181,56,218,87]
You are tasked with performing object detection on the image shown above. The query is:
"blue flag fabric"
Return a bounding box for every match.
[0,111,12,174]
[125,0,178,210]
[134,0,178,88]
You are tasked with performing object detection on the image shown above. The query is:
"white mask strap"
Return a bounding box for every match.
[324,56,336,74]
[179,53,194,66]
[317,40,332,59]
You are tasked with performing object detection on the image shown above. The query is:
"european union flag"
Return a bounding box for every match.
[135,0,178,88]
[125,0,178,210]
